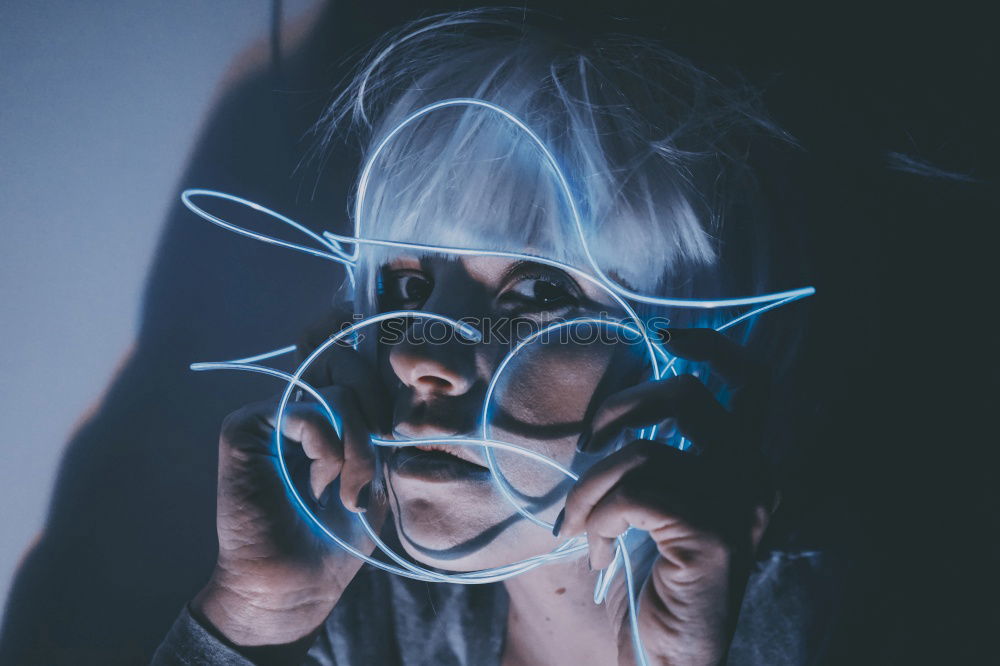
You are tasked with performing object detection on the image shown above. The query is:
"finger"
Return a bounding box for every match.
[561,440,659,537]
[276,402,345,502]
[585,480,736,578]
[655,327,761,389]
[268,387,373,510]
[579,374,732,453]
[583,485,684,569]
[587,533,617,571]
[658,327,772,421]
[325,387,376,513]
[223,390,375,511]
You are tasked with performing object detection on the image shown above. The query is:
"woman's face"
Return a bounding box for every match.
[374,253,649,571]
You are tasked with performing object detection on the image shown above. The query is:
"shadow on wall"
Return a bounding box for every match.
[0,2,355,661]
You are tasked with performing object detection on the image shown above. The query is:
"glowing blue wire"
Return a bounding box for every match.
[715,294,799,333]
[182,99,815,310]
[180,189,357,289]
[190,302,789,665]
[179,186,812,399]
[181,189,347,261]
[190,307,772,666]
[347,97,814,309]
[222,344,298,365]
[272,312,605,585]
[192,311,651,664]
[181,96,816,666]
[191,356,590,584]
[480,317,676,529]
[619,542,649,666]
[198,315,666,664]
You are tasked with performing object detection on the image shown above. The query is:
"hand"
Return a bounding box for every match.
[193,311,391,647]
[559,328,776,666]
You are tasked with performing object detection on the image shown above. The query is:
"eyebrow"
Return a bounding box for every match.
[495,259,578,288]
[497,259,532,286]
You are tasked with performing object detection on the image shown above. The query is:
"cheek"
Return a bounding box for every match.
[494,342,616,430]
[483,342,619,497]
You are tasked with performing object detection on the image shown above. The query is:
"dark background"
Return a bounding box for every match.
[1,1,994,663]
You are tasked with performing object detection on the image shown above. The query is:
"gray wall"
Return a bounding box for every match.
[0,0,318,605]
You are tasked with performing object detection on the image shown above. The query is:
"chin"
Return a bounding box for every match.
[390,500,553,573]
[392,514,495,571]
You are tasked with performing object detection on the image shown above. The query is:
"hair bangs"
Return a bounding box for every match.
[359,109,582,267]
[313,9,794,312]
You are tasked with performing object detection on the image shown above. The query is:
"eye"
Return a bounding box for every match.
[379,270,432,310]
[499,270,579,313]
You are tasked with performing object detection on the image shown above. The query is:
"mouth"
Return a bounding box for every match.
[410,440,486,466]
[388,438,491,483]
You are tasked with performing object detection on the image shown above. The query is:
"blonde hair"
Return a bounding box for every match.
[312,8,793,322]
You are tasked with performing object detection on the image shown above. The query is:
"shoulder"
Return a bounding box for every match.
[728,549,840,666]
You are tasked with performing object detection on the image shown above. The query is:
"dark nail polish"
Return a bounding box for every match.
[576,430,591,453]
[356,482,371,512]
[551,508,565,536]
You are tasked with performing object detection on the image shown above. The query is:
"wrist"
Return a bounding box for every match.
[192,572,335,647]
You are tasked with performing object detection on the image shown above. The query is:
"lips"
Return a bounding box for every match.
[390,390,492,480]
[388,443,491,483]
[411,441,486,468]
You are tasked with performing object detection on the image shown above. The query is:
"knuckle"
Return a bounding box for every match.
[219,410,244,437]
[220,403,269,440]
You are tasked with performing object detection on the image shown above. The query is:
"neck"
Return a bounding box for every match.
[501,553,619,666]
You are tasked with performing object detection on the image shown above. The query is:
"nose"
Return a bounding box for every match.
[388,321,476,398]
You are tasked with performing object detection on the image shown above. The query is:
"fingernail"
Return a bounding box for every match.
[576,429,591,453]
[355,482,371,512]
[551,508,565,536]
